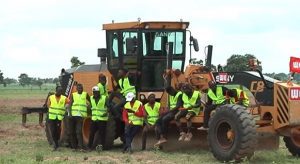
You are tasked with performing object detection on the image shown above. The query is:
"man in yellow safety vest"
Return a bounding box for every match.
[88,86,109,151]
[198,81,228,130]
[227,88,249,107]
[97,74,109,97]
[47,86,69,151]
[155,86,183,146]
[122,92,144,153]
[142,93,161,150]
[175,83,201,141]
[68,83,90,150]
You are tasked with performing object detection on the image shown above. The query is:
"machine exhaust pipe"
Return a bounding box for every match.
[205,45,213,69]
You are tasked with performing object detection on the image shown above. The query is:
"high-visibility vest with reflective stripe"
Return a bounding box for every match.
[71,92,88,117]
[48,95,67,120]
[91,95,108,121]
[207,86,226,105]
[169,91,182,110]
[144,102,160,125]
[230,88,249,107]
[124,100,143,126]
[182,91,201,115]
[97,83,108,96]
[118,77,136,96]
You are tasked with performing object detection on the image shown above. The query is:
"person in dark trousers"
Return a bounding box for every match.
[142,93,161,150]
[68,83,90,150]
[97,74,109,97]
[198,81,228,130]
[175,84,201,141]
[109,68,136,119]
[155,86,183,146]
[47,86,69,151]
[122,92,144,153]
[88,86,109,151]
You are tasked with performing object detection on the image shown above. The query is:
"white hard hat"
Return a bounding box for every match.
[92,86,99,91]
[125,92,135,101]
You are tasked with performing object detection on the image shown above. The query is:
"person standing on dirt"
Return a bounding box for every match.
[88,86,108,151]
[122,92,144,153]
[47,86,69,151]
[198,81,228,130]
[227,88,249,107]
[97,74,109,97]
[109,68,136,119]
[142,93,161,150]
[175,83,201,141]
[155,86,183,146]
[68,83,90,150]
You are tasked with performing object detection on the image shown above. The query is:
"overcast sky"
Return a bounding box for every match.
[0,0,300,79]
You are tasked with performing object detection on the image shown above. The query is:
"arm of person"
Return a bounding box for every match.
[134,104,145,117]
[67,95,73,116]
[47,97,51,108]
[192,95,202,108]
[122,109,129,125]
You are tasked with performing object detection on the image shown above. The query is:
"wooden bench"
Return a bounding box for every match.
[21,107,47,127]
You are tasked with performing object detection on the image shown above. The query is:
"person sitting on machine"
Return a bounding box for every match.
[198,81,228,130]
[227,88,250,107]
[142,93,161,150]
[175,83,201,141]
[155,86,183,146]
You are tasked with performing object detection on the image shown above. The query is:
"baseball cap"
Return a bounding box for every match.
[92,86,99,91]
[126,92,135,101]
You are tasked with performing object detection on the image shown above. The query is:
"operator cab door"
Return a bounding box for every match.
[106,30,139,81]
[140,30,186,91]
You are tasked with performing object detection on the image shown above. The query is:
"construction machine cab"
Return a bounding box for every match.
[99,21,191,91]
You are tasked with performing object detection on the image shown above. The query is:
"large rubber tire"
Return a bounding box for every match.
[208,104,257,162]
[283,136,300,156]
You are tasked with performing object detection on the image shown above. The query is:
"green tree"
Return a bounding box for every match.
[224,54,262,72]
[71,56,85,68]
[18,73,32,87]
[32,78,44,90]
[0,70,3,84]
[3,78,17,85]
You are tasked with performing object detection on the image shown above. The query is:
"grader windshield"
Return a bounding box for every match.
[103,21,189,91]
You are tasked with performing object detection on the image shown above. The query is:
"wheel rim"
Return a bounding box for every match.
[216,120,235,150]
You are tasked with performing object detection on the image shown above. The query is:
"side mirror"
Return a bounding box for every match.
[98,48,107,57]
[98,48,107,63]
[192,37,199,52]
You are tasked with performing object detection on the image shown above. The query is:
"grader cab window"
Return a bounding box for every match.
[142,31,184,56]
[123,32,138,56]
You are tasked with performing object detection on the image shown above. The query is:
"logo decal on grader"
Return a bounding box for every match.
[215,73,234,84]
[290,87,300,100]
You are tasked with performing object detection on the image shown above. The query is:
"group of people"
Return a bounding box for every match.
[47,68,249,153]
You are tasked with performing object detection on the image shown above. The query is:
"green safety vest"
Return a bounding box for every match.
[97,83,108,96]
[71,92,88,117]
[48,95,67,120]
[91,95,108,121]
[118,77,136,96]
[207,86,226,105]
[182,91,201,115]
[144,102,160,125]
[169,91,182,110]
[124,100,143,126]
[230,88,250,107]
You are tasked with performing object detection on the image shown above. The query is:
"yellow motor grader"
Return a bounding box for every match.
[46,20,300,162]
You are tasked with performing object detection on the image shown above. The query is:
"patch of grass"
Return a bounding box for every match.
[0,84,55,99]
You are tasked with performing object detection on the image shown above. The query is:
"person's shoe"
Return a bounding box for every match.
[122,147,127,153]
[52,145,58,151]
[178,132,186,141]
[197,126,209,131]
[184,132,193,141]
[127,147,133,154]
[154,138,167,147]
[96,145,103,152]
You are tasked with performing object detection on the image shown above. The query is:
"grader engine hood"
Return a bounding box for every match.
[275,83,300,128]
